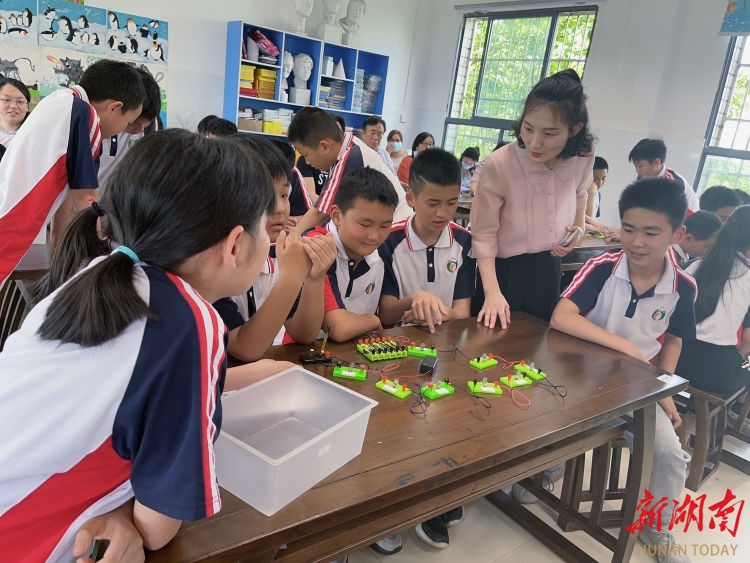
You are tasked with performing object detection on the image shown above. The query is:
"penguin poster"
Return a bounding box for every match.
[37,1,106,55]
[36,47,101,96]
[0,1,38,45]
[105,10,168,65]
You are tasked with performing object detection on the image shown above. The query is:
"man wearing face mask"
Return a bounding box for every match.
[459,146,480,195]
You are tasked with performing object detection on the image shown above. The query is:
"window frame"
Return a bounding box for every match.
[693,36,750,189]
[443,5,599,151]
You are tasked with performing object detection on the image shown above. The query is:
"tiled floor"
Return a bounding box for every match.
[349,433,750,563]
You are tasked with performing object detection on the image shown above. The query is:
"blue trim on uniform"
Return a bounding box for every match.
[67,95,100,189]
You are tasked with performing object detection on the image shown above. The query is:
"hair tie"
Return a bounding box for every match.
[91,201,105,217]
[115,246,140,264]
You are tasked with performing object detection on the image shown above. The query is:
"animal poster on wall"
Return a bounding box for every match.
[37,47,100,95]
[0,1,38,44]
[38,1,106,55]
[722,2,750,35]
[105,10,167,65]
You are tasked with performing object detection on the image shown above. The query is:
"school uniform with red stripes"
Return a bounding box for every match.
[0,86,102,285]
[0,260,225,560]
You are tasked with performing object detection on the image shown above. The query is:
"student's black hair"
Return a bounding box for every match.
[268,138,297,168]
[411,132,434,153]
[287,106,343,146]
[78,59,145,113]
[36,129,275,346]
[0,77,32,103]
[512,69,594,159]
[628,138,667,164]
[698,185,741,213]
[684,210,723,241]
[693,205,750,323]
[232,133,292,182]
[333,168,399,213]
[460,146,480,162]
[734,188,750,205]
[618,177,687,231]
[594,156,609,170]
[205,117,238,137]
[363,115,386,130]
[409,148,461,196]
[136,68,161,122]
[196,114,217,134]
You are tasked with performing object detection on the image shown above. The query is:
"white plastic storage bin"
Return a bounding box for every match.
[215,366,378,516]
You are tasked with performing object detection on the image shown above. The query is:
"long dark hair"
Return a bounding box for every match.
[36,129,275,346]
[693,205,750,323]
[513,68,594,159]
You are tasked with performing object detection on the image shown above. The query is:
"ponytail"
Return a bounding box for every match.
[694,205,750,323]
[32,205,110,304]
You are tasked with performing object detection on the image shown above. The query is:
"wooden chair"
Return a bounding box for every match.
[0,279,28,351]
[674,385,747,491]
[557,436,631,532]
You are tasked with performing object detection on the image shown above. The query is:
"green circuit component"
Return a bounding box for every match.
[420,381,455,400]
[333,365,368,381]
[469,353,498,370]
[499,374,532,388]
[467,380,503,395]
[375,378,412,399]
[514,362,547,381]
[407,344,437,358]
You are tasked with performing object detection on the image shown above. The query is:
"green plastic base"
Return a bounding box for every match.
[467,380,503,395]
[375,378,412,399]
[333,365,367,381]
[469,357,498,370]
[357,341,408,362]
[420,382,455,399]
[514,363,547,381]
[500,375,532,388]
[407,345,437,358]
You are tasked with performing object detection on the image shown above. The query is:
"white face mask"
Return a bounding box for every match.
[462,162,474,170]
[390,141,402,151]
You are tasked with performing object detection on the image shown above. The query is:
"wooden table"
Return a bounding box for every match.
[148,314,685,563]
[453,195,473,227]
[561,237,621,272]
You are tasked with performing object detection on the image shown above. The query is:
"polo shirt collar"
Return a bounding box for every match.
[405,215,453,251]
[335,132,354,164]
[612,251,677,294]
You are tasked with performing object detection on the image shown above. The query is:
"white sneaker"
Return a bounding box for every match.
[370,533,402,555]
[511,463,565,504]
[638,527,691,563]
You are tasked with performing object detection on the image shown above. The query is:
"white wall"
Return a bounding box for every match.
[89,0,420,133]
[407,0,730,226]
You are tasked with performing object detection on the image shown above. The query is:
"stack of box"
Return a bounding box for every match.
[237,109,263,132]
[326,79,347,110]
[352,68,365,113]
[240,65,258,97]
[361,74,382,114]
[277,108,294,133]
[254,68,277,100]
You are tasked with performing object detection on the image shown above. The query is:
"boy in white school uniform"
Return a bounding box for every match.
[377,148,474,551]
[551,177,696,563]
[379,148,475,332]
[315,167,399,343]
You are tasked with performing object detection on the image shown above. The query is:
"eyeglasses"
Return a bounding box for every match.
[0,97,28,107]
[420,142,435,149]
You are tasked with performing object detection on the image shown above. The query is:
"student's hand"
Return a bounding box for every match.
[276,230,312,283]
[303,233,336,281]
[285,216,299,231]
[402,291,449,333]
[605,229,621,243]
[658,397,682,430]
[476,290,511,330]
[73,502,144,563]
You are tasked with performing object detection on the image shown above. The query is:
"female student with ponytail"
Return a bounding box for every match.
[676,205,750,394]
[0,129,276,560]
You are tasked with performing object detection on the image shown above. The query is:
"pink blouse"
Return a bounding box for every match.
[470,142,593,259]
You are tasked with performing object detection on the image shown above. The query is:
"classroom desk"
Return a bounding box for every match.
[147,314,685,563]
[561,237,621,272]
[453,195,473,227]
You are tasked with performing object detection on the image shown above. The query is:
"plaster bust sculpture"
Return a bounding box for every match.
[292,53,314,89]
[281,51,294,89]
[339,0,366,45]
[290,0,314,35]
[322,0,342,25]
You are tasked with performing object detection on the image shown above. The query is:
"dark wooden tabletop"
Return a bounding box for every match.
[148,314,685,563]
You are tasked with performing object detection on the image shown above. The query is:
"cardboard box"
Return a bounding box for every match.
[215,366,378,516]
[238,118,262,132]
